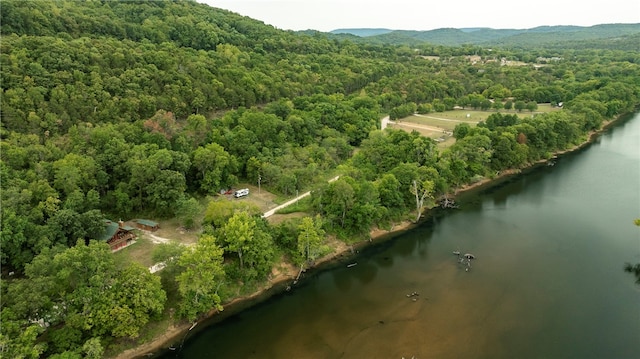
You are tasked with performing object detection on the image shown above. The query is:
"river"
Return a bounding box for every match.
[163,113,640,359]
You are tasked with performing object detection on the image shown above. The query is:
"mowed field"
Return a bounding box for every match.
[387,104,560,148]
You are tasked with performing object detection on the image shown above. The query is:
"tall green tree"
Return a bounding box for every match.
[220,211,255,270]
[375,173,405,216]
[218,211,276,280]
[193,143,238,194]
[176,234,226,321]
[175,196,202,230]
[297,216,325,264]
[240,219,276,281]
[314,178,355,230]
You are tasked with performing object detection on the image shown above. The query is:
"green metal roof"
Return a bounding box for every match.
[98,220,120,241]
[97,220,136,241]
[135,219,159,227]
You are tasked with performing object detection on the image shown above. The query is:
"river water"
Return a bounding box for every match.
[165,113,640,359]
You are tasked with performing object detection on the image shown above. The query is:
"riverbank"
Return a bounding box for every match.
[114,219,418,359]
[113,115,625,359]
[168,111,640,358]
[113,174,557,359]
[114,177,519,359]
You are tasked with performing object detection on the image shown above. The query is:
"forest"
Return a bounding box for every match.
[1,0,639,358]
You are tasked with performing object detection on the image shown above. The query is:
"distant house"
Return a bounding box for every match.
[100,220,136,251]
[134,219,159,232]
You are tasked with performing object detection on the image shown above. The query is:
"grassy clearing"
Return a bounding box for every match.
[222,182,279,212]
[406,104,558,126]
[153,219,200,245]
[386,117,456,149]
[405,113,478,129]
[266,212,307,225]
[112,219,200,270]
[390,104,561,148]
[112,234,155,268]
[274,196,313,215]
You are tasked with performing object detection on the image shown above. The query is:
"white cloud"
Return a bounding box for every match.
[201,0,639,32]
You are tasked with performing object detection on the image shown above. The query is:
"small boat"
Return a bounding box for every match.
[452,250,461,256]
[464,253,475,260]
[347,263,358,268]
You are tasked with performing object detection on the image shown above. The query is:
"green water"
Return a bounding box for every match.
[167,113,640,359]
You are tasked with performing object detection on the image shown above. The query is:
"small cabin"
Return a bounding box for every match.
[100,220,136,251]
[134,219,159,231]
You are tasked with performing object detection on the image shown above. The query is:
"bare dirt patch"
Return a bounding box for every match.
[146,219,199,246]
[386,122,454,148]
[270,260,298,282]
[145,232,173,244]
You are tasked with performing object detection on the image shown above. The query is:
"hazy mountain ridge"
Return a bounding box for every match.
[331,23,640,48]
[331,28,393,37]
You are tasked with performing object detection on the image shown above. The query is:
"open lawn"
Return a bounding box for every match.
[390,104,560,148]
[112,219,200,268]
[113,234,156,268]
[218,182,280,213]
[406,104,558,126]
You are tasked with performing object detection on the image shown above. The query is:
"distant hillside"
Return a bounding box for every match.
[330,28,393,37]
[337,23,640,50]
[487,24,640,49]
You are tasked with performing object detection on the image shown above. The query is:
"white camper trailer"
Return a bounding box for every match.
[234,188,249,198]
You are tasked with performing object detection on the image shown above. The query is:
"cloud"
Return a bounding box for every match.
[202,0,640,32]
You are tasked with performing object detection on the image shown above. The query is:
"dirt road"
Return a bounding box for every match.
[262,175,340,218]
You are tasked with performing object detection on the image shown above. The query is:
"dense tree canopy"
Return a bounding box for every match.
[1,241,165,357]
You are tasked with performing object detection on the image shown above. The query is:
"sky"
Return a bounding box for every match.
[199,0,639,32]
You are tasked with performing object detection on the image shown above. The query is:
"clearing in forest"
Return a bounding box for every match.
[389,104,560,148]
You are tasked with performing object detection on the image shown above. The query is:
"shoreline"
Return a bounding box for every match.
[115,221,417,359]
[113,115,625,359]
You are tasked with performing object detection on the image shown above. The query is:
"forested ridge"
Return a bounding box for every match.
[1,0,640,358]
[333,23,640,50]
